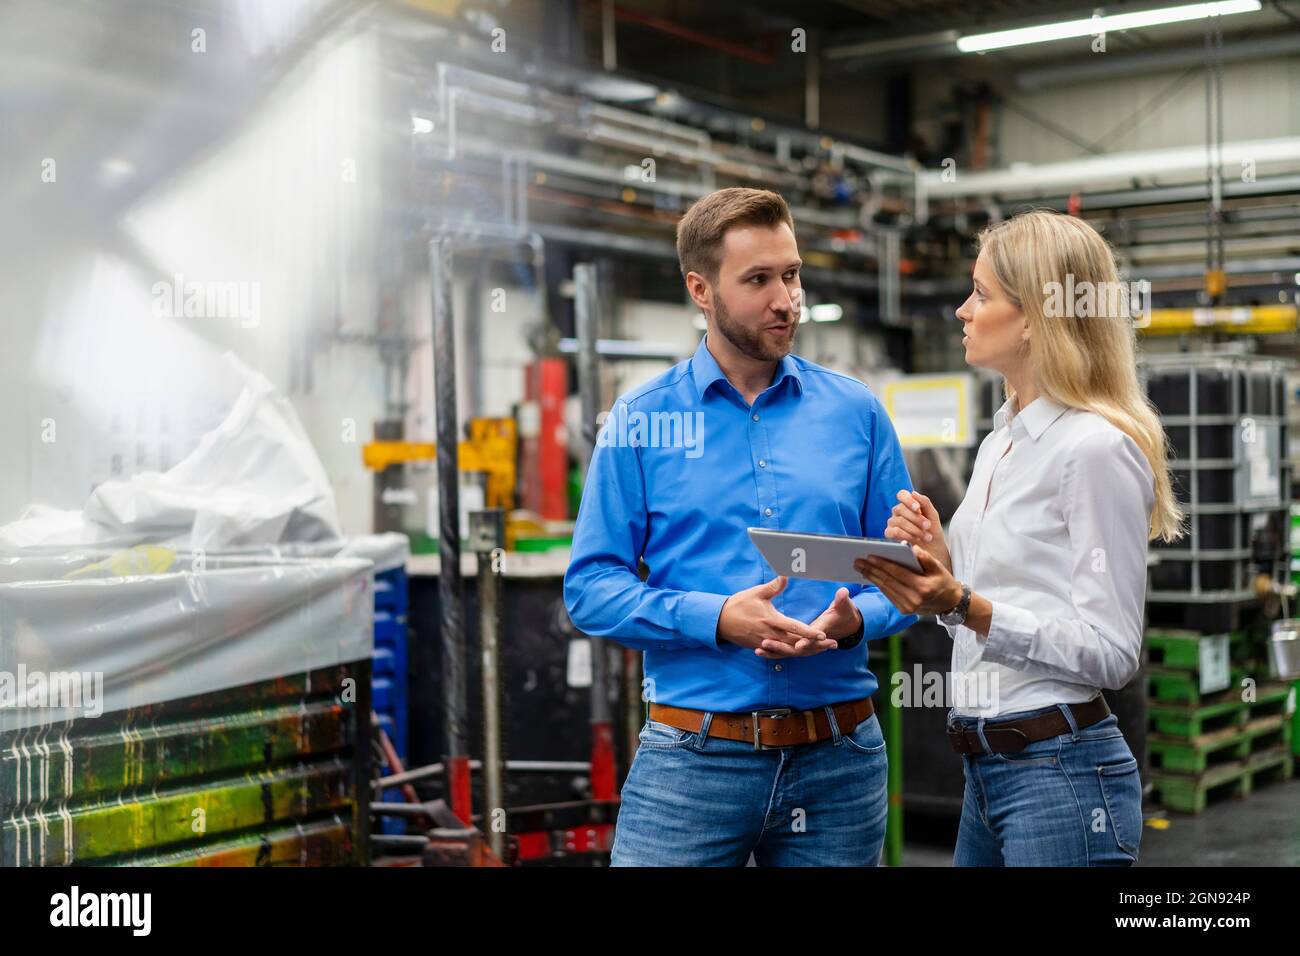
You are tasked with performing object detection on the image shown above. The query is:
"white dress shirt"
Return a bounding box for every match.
[943,394,1155,717]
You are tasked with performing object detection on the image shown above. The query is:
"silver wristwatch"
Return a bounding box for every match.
[937,582,972,626]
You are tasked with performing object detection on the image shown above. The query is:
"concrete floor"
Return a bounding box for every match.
[900,778,1300,866]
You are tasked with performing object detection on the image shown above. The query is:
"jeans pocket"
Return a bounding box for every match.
[1097,757,1142,861]
[840,714,886,755]
[991,734,1060,764]
[1074,713,1123,742]
[638,719,696,750]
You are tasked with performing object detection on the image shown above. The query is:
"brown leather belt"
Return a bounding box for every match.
[946,695,1111,755]
[648,697,873,750]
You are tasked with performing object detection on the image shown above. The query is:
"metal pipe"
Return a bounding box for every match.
[372,758,597,791]
[373,762,444,790]
[601,0,617,71]
[609,4,775,64]
[372,711,426,810]
[916,137,1300,199]
[624,647,641,776]
[878,229,901,325]
[371,834,431,850]
[805,28,819,130]
[431,236,472,824]
[473,510,507,861]
[574,263,610,730]
[371,802,439,817]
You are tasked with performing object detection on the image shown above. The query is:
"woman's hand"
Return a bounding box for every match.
[854,546,962,617]
[884,490,951,574]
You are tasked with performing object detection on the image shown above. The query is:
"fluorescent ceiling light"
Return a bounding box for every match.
[956,0,1261,53]
[810,303,843,322]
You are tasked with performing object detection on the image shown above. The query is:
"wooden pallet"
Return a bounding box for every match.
[1147,665,1248,705]
[1147,682,1293,737]
[1148,689,1246,737]
[1148,714,1290,774]
[1150,749,1293,814]
[1145,629,1246,670]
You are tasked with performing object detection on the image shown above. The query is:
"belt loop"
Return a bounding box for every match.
[974,716,993,755]
[696,711,714,750]
[823,705,842,743]
[1058,703,1081,741]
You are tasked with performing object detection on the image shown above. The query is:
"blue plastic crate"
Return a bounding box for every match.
[371,564,410,837]
[374,567,409,616]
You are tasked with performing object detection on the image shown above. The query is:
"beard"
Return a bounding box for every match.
[712,288,797,362]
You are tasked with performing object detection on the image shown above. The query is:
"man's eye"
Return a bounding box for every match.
[749,275,765,284]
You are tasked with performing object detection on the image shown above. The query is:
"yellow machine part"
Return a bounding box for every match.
[1204,269,1228,299]
[1141,305,1298,336]
[362,417,518,510]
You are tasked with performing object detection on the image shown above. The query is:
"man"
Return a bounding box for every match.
[563,186,917,866]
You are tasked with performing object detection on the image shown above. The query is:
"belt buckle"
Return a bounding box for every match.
[751,707,793,750]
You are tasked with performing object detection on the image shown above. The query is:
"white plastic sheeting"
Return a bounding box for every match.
[0,352,342,553]
[0,351,401,732]
[0,550,373,733]
[213,532,410,576]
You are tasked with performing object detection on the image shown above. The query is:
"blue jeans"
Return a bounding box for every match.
[611,708,889,866]
[950,706,1142,866]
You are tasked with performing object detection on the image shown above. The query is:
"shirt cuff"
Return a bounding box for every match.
[980,600,1038,670]
[677,591,730,652]
[851,588,918,643]
[835,610,866,650]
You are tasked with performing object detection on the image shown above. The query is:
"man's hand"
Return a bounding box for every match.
[802,587,863,652]
[717,576,838,658]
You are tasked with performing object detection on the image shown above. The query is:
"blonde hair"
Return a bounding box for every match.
[978,209,1184,543]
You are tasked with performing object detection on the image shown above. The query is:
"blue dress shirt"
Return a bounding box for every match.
[564,334,918,712]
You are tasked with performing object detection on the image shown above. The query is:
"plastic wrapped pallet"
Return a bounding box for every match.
[0,548,374,866]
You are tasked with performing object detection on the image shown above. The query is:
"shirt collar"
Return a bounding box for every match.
[995,393,1069,441]
[690,334,804,401]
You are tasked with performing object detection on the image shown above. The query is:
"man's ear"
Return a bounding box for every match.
[685,271,713,312]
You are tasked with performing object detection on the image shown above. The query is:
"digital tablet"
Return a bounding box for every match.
[748,527,923,582]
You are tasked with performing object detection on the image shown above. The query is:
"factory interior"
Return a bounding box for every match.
[2,0,1299,898]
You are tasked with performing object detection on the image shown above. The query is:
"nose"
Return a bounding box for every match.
[955,293,974,324]
[775,283,800,319]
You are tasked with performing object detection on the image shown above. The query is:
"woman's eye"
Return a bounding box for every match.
[750,275,765,285]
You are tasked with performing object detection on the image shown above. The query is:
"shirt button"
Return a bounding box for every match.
[774,664,782,672]
[764,507,773,517]
[758,459,767,468]
[752,414,760,422]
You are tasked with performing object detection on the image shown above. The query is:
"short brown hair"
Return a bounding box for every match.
[676,187,796,282]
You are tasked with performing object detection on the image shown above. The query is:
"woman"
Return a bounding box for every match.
[855,209,1183,866]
